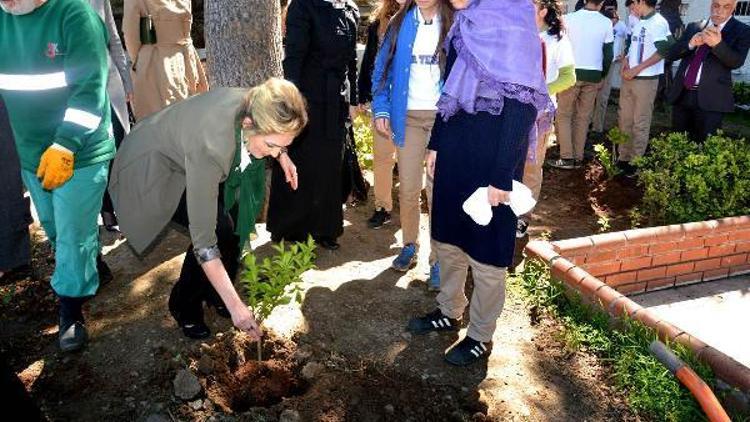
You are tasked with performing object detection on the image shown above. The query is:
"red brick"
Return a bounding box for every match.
[620,256,653,271]
[605,271,638,287]
[703,268,729,281]
[675,272,703,286]
[708,244,735,258]
[733,241,750,254]
[730,264,750,277]
[632,309,663,329]
[682,221,718,236]
[524,241,558,262]
[551,258,575,281]
[656,321,684,342]
[569,255,587,265]
[616,282,647,296]
[622,229,657,244]
[694,257,722,272]
[681,248,709,261]
[647,277,676,291]
[704,233,730,247]
[584,261,621,277]
[585,249,619,263]
[721,253,748,268]
[651,225,687,241]
[616,245,649,259]
[666,262,695,276]
[731,229,750,241]
[652,251,682,266]
[589,232,628,250]
[676,237,705,251]
[578,275,604,297]
[715,216,750,230]
[648,242,679,255]
[594,286,624,309]
[553,237,594,254]
[565,266,590,284]
[637,266,667,281]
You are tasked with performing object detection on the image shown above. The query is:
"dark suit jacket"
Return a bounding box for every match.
[667,17,750,113]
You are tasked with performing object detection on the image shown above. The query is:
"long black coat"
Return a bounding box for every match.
[0,98,31,271]
[667,17,750,113]
[268,0,359,241]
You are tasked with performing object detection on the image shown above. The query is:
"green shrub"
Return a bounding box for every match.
[512,259,719,421]
[634,131,750,225]
[594,127,630,179]
[241,236,316,359]
[733,81,750,106]
[353,113,374,171]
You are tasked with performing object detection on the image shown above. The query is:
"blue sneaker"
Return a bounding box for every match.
[392,243,417,272]
[428,262,440,292]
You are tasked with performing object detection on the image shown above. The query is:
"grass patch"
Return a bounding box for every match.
[510,258,731,421]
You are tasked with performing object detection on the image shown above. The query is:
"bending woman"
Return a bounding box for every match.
[110,78,307,339]
[407,0,552,366]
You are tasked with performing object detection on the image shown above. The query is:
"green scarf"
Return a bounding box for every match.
[224,127,266,250]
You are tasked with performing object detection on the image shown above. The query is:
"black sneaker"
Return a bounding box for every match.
[367,208,391,229]
[546,158,576,170]
[407,309,460,335]
[516,219,529,239]
[58,296,88,352]
[444,336,491,366]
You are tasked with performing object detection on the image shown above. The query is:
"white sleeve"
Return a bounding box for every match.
[605,20,615,43]
[557,36,576,69]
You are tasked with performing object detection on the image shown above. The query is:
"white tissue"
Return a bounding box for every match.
[462,181,537,225]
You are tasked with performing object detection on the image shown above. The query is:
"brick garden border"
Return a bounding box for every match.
[524,216,750,392]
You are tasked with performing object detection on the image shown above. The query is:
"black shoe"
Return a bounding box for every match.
[367,208,391,229]
[58,296,88,352]
[101,211,120,232]
[444,336,491,366]
[179,321,211,339]
[315,237,340,251]
[168,293,211,339]
[97,254,113,286]
[516,219,529,239]
[407,309,460,335]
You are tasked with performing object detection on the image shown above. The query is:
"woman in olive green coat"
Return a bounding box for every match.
[109,78,308,339]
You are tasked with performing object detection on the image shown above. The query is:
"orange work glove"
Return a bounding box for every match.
[36,144,74,190]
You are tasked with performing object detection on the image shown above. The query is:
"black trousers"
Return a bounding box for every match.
[101,107,126,215]
[672,90,725,144]
[168,188,240,324]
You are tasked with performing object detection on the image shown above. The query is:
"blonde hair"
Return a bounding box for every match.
[239,78,308,137]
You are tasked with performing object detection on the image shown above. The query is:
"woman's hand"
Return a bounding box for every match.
[374,117,392,137]
[487,185,510,207]
[278,152,298,190]
[426,149,437,179]
[229,305,263,341]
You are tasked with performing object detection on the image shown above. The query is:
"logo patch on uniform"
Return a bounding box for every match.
[46,42,61,60]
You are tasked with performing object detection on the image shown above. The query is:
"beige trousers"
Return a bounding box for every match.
[555,80,601,160]
[522,129,553,202]
[592,61,622,132]
[397,110,436,263]
[435,241,507,343]
[372,126,397,212]
[617,78,659,162]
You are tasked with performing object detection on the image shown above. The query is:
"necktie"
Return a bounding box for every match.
[541,39,547,80]
[683,45,710,89]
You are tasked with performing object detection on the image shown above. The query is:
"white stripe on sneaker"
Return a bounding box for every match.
[431,321,438,328]
[442,318,451,327]
[480,343,487,352]
[470,349,480,357]
[437,319,445,328]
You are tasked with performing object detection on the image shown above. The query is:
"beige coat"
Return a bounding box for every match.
[122,0,208,121]
[109,88,247,255]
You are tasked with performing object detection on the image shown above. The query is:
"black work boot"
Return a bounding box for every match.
[58,296,89,353]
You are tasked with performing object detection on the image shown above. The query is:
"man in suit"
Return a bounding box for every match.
[667,0,750,143]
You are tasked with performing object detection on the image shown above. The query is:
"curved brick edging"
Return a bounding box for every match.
[525,238,750,393]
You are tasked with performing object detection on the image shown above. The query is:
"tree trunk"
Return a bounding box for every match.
[204,0,283,88]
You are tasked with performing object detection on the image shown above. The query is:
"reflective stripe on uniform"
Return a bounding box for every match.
[0,72,67,91]
[63,108,101,130]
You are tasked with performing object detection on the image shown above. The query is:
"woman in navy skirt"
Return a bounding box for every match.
[407,0,553,366]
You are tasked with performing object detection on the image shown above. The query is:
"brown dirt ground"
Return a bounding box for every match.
[2,101,699,422]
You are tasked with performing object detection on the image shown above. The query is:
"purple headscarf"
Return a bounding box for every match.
[437,0,554,146]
